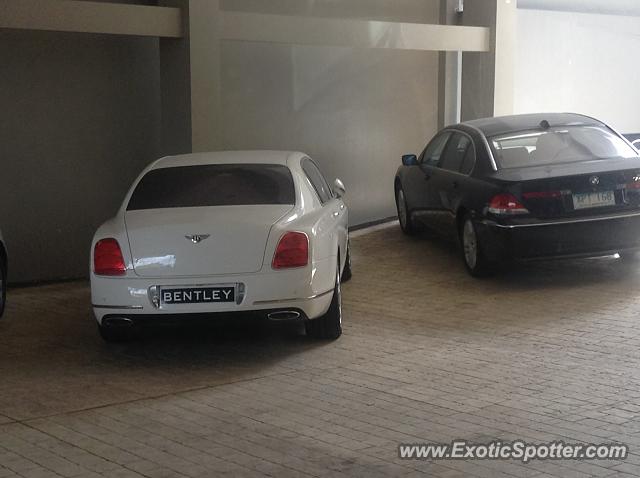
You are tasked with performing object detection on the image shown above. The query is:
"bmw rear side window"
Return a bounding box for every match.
[439,133,471,172]
[127,164,295,210]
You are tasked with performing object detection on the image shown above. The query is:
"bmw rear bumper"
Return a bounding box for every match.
[477,212,640,261]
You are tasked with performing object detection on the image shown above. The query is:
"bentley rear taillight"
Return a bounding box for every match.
[488,193,529,215]
[94,238,126,276]
[272,232,309,269]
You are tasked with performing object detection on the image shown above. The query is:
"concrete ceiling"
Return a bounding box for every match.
[518,0,640,17]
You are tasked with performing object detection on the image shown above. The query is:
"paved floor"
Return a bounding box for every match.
[2,223,640,477]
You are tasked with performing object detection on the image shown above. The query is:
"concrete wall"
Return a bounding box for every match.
[219,0,440,225]
[515,8,640,133]
[1,0,440,282]
[0,29,161,282]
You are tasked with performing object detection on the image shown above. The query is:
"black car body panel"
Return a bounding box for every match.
[395,113,640,262]
[478,212,640,261]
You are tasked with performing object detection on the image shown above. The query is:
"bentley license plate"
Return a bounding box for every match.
[161,286,235,304]
[572,191,615,210]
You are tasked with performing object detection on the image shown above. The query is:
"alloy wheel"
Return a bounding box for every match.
[336,264,342,325]
[397,189,408,229]
[463,220,478,270]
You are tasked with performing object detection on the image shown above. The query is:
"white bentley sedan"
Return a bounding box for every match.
[90,151,350,341]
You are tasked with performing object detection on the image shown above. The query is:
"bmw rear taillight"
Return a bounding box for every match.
[488,193,529,215]
[272,232,309,269]
[94,238,126,276]
[626,181,640,190]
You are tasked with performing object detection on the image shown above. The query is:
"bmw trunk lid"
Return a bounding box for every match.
[124,205,292,277]
[489,159,640,219]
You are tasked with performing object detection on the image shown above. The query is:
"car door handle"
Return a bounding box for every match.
[424,174,431,181]
[333,211,340,217]
[452,181,459,189]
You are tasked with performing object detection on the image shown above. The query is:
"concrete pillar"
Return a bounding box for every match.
[159,0,221,156]
[460,0,516,121]
[438,0,462,128]
[493,0,516,117]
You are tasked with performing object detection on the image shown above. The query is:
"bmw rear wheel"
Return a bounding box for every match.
[306,262,342,340]
[461,215,492,277]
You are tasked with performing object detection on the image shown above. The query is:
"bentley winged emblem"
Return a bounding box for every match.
[185,234,210,244]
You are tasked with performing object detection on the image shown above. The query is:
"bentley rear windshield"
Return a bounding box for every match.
[490,125,639,169]
[127,164,295,210]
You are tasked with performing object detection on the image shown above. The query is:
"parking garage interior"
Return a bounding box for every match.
[3,0,640,477]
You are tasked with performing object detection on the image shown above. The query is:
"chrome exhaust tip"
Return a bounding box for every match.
[103,317,134,327]
[267,311,301,321]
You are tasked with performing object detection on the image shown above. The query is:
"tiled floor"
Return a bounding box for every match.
[2,223,640,477]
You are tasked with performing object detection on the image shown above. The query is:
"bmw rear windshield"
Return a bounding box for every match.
[490,125,639,169]
[127,164,295,211]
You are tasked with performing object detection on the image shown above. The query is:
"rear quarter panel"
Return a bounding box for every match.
[277,159,342,264]
[455,126,503,222]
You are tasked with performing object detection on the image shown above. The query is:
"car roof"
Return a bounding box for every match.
[461,113,604,138]
[152,150,306,169]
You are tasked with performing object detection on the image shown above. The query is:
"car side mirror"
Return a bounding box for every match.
[333,178,346,198]
[402,154,418,166]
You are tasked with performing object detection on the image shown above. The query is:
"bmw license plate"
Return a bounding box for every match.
[161,286,235,305]
[572,190,615,210]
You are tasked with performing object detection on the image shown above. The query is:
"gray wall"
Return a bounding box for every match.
[0,29,161,283]
[219,0,440,225]
[1,0,440,282]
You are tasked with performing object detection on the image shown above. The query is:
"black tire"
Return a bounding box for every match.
[396,185,417,235]
[306,263,342,340]
[0,253,6,319]
[98,323,134,343]
[460,214,493,277]
[341,243,352,283]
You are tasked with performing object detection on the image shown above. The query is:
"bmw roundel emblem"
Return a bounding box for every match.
[589,176,600,186]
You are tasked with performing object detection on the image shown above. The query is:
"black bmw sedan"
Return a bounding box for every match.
[394,113,640,276]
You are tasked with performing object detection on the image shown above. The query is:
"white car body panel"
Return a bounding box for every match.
[126,205,293,277]
[90,151,349,324]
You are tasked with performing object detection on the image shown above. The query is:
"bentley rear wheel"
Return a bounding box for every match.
[306,262,342,340]
[341,242,352,283]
